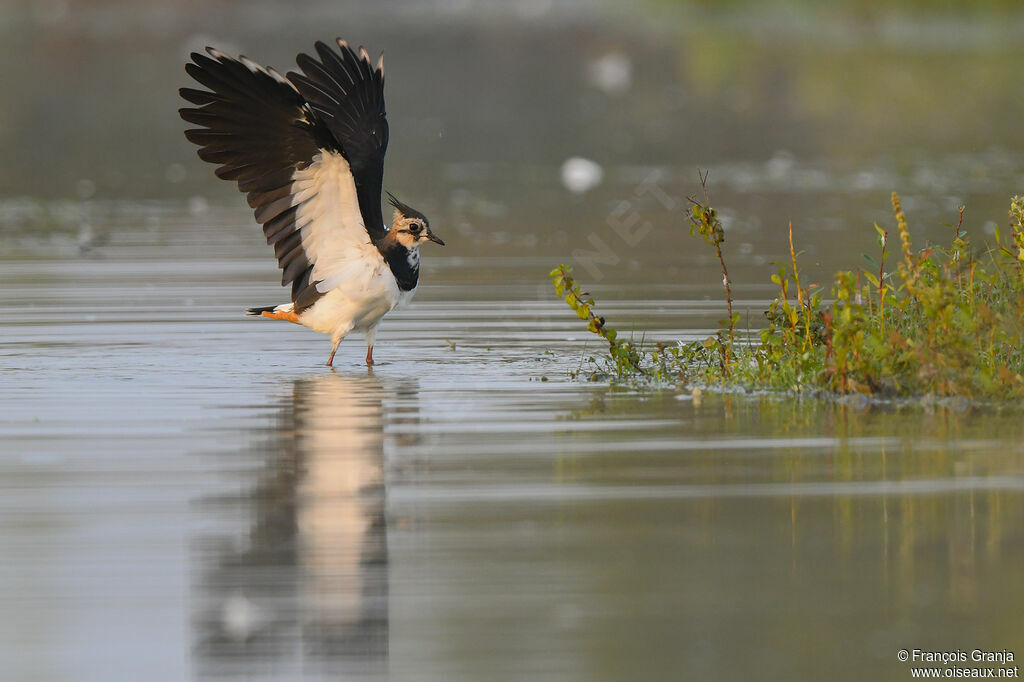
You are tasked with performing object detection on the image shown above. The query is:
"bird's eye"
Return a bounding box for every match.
[409,223,422,234]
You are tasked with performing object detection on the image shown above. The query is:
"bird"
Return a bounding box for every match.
[178,38,444,366]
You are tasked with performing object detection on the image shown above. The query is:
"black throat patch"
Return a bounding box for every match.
[379,242,419,291]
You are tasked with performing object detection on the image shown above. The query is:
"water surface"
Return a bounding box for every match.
[4,218,1024,681]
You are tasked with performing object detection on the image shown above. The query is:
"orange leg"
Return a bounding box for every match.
[326,338,341,367]
[365,345,374,366]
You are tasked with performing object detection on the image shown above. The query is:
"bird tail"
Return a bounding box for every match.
[246,305,278,317]
[246,303,300,324]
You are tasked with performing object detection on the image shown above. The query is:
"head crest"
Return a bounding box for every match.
[386,191,428,223]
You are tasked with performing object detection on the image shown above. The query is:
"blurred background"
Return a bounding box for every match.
[2,0,1023,292]
[3,1,1024,681]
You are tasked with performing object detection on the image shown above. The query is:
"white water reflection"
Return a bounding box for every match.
[195,373,415,678]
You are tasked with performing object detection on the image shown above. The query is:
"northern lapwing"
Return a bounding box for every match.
[179,39,444,366]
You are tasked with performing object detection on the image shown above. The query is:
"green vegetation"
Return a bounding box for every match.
[659,0,1024,15]
[552,190,1024,401]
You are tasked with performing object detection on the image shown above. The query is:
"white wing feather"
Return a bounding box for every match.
[290,151,387,294]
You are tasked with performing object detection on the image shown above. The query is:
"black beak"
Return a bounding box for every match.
[426,230,445,246]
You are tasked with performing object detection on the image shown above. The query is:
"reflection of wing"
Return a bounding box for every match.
[294,374,387,638]
[179,40,388,313]
[193,373,420,672]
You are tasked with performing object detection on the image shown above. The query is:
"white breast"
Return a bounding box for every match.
[395,285,417,310]
[298,264,405,337]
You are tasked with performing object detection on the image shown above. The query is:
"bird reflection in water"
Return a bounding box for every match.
[193,372,418,678]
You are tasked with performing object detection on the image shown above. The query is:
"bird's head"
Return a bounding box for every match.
[387,192,445,248]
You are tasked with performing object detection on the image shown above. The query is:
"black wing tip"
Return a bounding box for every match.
[189,47,251,74]
[331,37,384,72]
[178,107,208,126]
[187,49,220,69]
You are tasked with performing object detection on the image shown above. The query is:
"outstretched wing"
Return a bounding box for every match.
[179,41,389,313]
[290,40,389,242]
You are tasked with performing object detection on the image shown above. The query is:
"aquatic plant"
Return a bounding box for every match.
[687,170,737,376]
[551,264,646,377]
[552,188,1024,400]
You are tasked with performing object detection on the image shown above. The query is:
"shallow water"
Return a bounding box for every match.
[4,216,1024,681]
[4,1,1024,680]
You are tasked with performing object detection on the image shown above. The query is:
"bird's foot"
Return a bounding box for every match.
[365,345,374,366]
[326,339,341,366]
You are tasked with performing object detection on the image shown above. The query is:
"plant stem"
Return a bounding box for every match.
[879,229,887,336]
[717,240,734,347]
[788,221,810,350]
